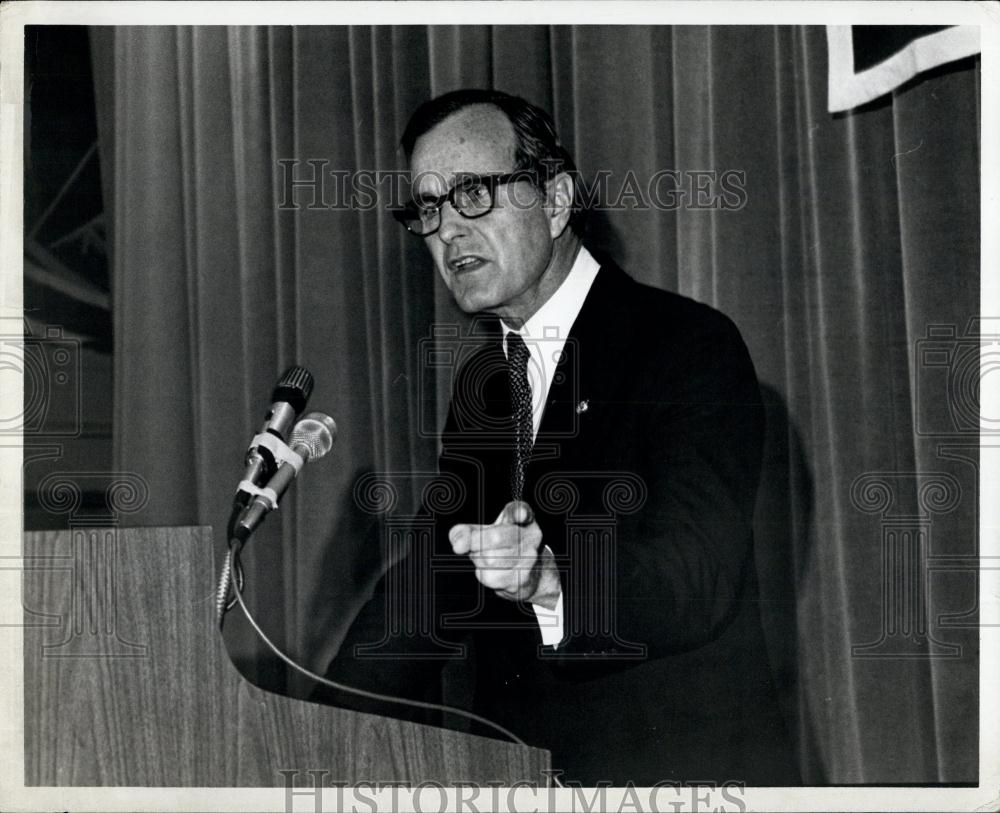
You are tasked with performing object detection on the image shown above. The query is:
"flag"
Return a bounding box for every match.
[827,25,980,113]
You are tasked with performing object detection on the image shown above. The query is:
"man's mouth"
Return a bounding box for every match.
[448,255,488,273]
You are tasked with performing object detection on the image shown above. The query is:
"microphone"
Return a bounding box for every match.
[239,366,315,496]
[234,412,338,541]
[262,366,315,439]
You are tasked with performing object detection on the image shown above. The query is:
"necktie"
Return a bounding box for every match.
[506,332,533,503]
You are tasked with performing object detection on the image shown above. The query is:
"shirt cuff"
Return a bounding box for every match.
[531,586,565,649]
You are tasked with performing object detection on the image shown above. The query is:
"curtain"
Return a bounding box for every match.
[90,25,980,784]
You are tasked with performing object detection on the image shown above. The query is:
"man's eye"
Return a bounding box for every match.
[458,183,491,209]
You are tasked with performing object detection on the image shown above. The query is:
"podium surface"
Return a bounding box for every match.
[23,526,550,786]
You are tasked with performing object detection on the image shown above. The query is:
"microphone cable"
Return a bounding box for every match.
[215,500,248,621]
[225,537,564,789]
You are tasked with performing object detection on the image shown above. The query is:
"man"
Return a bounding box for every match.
[314,89,798,786]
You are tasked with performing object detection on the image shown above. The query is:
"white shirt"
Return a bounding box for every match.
[500,246,602,647]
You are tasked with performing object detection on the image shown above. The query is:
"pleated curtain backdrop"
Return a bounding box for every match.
[90,25,980,784]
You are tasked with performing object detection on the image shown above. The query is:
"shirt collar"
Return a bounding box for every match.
[501,246,601,344]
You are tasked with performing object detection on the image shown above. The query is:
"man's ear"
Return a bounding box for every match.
[545,172,575,239]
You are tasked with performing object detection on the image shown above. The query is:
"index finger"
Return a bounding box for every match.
[449,522,495,556]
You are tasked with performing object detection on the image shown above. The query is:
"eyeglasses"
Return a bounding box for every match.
[393,172,537,237]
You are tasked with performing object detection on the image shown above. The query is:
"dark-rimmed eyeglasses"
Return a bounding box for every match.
[393,172,538,237]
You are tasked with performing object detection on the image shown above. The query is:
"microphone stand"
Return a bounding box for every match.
[217,433,302,626]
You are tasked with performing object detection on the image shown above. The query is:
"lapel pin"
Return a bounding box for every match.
[575,399,589,414]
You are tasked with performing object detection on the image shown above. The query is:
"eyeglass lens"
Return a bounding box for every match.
[406,178,495,235]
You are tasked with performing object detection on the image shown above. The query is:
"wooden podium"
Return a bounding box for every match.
[22,526,550,786]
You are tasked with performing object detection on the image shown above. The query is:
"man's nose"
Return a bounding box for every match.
[436,201,468,243]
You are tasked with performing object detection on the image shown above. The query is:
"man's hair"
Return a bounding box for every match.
[401,88,587,235]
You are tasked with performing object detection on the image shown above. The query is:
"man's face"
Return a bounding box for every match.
[409,105,562,326]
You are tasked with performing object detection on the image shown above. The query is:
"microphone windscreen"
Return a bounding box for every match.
[272,366,314,413]
[290,412,337,462]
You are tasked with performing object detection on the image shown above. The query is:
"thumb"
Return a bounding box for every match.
[494,500,534,527]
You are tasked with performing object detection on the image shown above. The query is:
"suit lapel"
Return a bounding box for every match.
[450,263,641,526]
[528,262,638,497]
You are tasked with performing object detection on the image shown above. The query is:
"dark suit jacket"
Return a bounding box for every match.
[314,261,799,786]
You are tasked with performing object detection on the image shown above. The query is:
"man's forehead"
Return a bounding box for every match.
[409,105,517,193]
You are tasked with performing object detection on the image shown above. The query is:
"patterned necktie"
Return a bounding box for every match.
[506,332,533,503]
